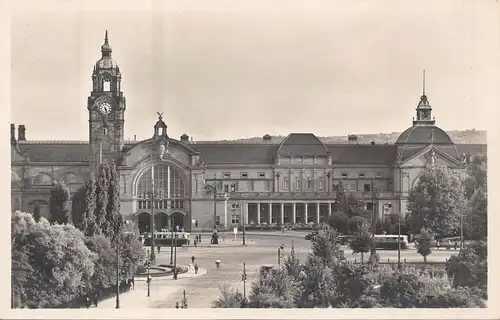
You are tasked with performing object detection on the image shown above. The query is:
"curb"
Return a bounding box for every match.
[190,241,257,248]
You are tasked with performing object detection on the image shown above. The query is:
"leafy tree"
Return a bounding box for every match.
[464,153,487,200]
[297,255,337,308]
[49,180,72,225]
[465,187,487,240]
[349,221,374,263]
[446,241,487,291]
[212,284,246,308]
[85,234,116,293]
[71,186,86,229]
[407,165,466,239]
[416,228,433,263]
[82,180,98,236]
[33,203,41,222]
[348,216,368,233]
[11,211,94,308]
[327,211,349,234]
[424,286,486,308]
[334,181,346,210]
[379,272,426,307]
[95,163,110,235]
[334,262,373,305]
[309,227,344,267]
[368,248,380,269]
[118,223,146,279]
[107,161,123,243]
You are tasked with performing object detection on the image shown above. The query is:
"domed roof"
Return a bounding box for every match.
[395,125,453,145]
[95,57,119,70]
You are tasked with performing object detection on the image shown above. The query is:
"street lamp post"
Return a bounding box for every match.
[116,220,131,309]
[173,228,178,280]
[148,190,163,263]
[241,262,247,300]
[170,215,174,265]
[146,249,151,297]
[397,216,401,269]
[242,201,246,246]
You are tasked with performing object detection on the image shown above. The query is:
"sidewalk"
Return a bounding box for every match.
[135,267,208,282]
[95,267,207,308]
[192,240,257,247]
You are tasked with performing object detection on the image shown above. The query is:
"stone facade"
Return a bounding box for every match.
[10,33,486,233]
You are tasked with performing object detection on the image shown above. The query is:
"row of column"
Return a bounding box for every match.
[245,202,333,225]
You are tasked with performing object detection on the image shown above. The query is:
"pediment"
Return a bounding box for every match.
[400,146,462,168]
[120,139,198,168]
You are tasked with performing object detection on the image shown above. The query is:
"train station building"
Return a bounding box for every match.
[10,33,486,233]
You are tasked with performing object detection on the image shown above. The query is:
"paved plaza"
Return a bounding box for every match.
[97,233,459,308]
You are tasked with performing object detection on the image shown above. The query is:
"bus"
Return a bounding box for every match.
[373,234,408,250]
[143,231,191,247]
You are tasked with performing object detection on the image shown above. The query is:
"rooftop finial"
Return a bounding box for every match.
[422,69,426,95]
[104,30,109,44]
[157,112,164,121]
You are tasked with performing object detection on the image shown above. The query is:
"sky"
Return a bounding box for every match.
[9,0,500,141]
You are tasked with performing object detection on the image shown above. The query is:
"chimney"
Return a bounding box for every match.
[134,134,137,141]
[347,134,358,144]
[10,123,16,145]
[180,134,189,143]
[18,125,26,141]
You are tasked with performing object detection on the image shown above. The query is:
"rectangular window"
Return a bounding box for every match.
[306,178,313,190]
[295,178,301,190]
[247,181,254,191]
[359,173,365,178]
[283,177,289,190]
[103,80,111,92]
[366,202,374,211]
[383,203,393,215]
[231,203,240,209]
[230,184,236,192]
[224,185,229,193]
[265,181,271,191]
[223,172,231,179]
[240,172,248,179]
[376,172,383,178]
[364,183,371,192]
[258,172,266,178]
[231,212,240,225]
[341,173,348,178]
[318,179,324,190]
[216,216,221,226]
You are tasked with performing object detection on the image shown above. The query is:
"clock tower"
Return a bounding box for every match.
[88,31,126,176]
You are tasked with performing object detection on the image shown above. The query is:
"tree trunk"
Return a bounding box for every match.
[361,252,364,263]
[423,255,427,264]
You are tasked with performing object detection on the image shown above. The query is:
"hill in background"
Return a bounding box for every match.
[205,129,486,145]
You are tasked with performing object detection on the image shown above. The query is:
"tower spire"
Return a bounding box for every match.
[101,30,112,56]
[104,30,109,45]
[422,69,426,95]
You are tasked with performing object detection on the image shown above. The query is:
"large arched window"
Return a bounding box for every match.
[32,172,53,185]
[136,163,185,199]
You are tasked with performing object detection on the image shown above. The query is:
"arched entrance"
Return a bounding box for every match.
[171,211,185,231]
[154,212,169,231]
[137,212,150,234]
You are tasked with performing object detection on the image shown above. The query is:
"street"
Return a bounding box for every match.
[100,233,459,308]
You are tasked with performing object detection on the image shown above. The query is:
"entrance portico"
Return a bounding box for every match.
[246,201,334,225]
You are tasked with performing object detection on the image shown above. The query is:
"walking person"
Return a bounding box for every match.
[454,241,458,251]
[191,256,195,264]
[436,240,440,250]
[131,275,135,290]
[447,240,451,250]
[85,296,91,309]
[194,263,199,274]
[194,238,198,247]
[157,245,161,254]
[198,233,202,243]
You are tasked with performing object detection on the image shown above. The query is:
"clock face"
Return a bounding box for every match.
[99,102,111,115]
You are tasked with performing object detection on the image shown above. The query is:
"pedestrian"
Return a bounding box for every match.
[454,241,458,251]
[222,232,226,242]
[131,276,135,290]
[194,263,199,274]
[198,233,202,242]
[157,245,161,254]
[191,256,195,264]
[85,296,91,309]
[447,240,451,250]
[194,238,197,247]
[93,292,99,307]
[436,240,440,250]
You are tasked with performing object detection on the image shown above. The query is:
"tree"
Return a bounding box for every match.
[71,186,86,229]
[327,211,349,234]
[82,180,98,236]
[33,202,41,222]
[348,216,368,233]
[309,227,344,267]
[335,181,346,211]
[212,284,246,308]
[85,234,117,293]
[349,221,374,263]
[11,212,94,308]
[379,271,426,307]
[464,153,487,200]
[95,163,110,236]
[446,241,487,291]
[49,180,72,225]
[415,228,433,263]
[407,166,466,239]
[466,187,487,240]
[118,223,146,280]
[107,162,123,243]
